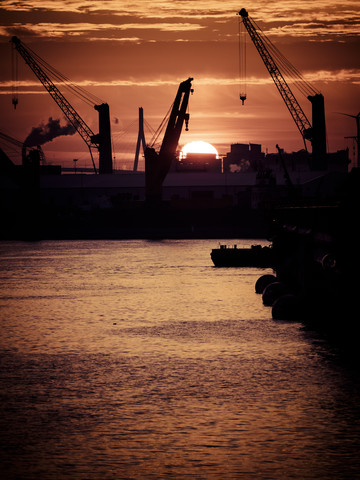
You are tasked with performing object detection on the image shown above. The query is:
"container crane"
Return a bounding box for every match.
[0,130,45,167]
[238,9,327,170]
[144,77,193,203]
[0,130,49,194]
[10,36,112,174]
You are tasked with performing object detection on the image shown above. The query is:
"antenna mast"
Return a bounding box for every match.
[133,107,146,172]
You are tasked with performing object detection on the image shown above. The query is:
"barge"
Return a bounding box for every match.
[211,244,274,268]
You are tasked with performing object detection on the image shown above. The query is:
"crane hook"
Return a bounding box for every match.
[185,113,190,131]
[11,40,19,109]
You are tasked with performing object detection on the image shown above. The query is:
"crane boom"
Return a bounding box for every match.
[11,36,113,174]
[145,77,193,202]
[238,9,327,168]
[159,77,193,159]
[238,9,312,145]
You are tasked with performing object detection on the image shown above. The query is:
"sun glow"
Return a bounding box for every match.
[181,141,218,158]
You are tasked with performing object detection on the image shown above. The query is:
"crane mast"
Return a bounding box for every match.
[145,77,193,203]
[11,36,113,174]
[238,9,327,169]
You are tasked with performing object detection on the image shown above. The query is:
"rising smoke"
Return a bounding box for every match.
[24,117,76,147]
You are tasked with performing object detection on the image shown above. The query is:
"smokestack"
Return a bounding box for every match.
[24,117,76,147]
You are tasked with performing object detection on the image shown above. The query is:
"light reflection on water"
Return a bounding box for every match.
[0,239,360,479]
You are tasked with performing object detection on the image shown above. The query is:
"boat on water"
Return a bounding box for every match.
[210,244,274,268]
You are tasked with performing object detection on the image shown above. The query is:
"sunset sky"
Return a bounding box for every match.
[0,0,359,170]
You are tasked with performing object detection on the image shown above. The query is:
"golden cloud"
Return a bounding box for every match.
[1,21,204,38]
[1,69,358,94]
[2,0,358,26]
[266,23,360,38]
[1,0,358,46]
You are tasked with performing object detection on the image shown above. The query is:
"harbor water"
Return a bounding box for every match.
[1,239,360,479]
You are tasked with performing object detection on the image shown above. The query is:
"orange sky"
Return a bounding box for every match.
[0,0,359,170]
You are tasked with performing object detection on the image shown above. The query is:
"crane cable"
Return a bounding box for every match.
[27,43,104,105]
[251,17,319,98]
[12,40,105,107]
[238,16,247,104]
[11,42,18,109]
[148,102,174,149]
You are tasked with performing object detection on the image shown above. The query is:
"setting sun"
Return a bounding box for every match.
[181,141,218,159]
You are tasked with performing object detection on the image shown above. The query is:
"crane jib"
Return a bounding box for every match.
[10,36,113,174]
[240,15,311,136]
[237,9,328,162]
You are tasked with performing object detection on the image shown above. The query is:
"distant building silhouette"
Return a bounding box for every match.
[223,143,264,173]
[175,152,221,172]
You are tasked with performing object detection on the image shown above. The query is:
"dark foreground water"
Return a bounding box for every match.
[1,239,360,479]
